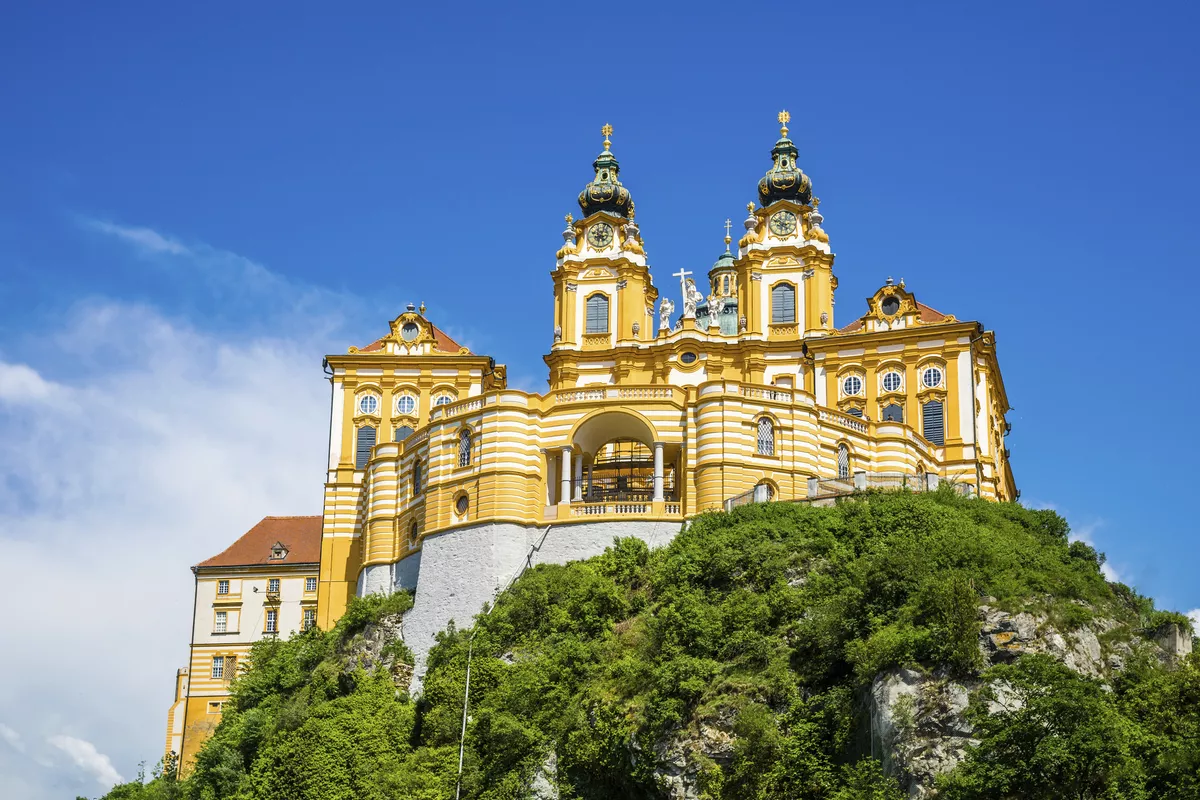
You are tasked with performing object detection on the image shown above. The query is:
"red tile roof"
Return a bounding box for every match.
[196,516,322,569]
[357,325,467,354]
[838,301,950,334]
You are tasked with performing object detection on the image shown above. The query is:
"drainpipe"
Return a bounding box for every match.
[968,325,985,494]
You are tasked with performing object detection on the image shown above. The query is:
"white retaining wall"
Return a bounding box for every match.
[358,518,682,691]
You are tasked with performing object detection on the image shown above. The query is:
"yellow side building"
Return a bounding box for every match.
[165,516,321,772]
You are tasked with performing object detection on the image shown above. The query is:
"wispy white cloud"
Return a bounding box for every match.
[1067,518,1123,583]
[0,223,362,799]
[0,722,24,753]
[85,219,191,256]
[48,734,123,788]
[1187,609,1200,631]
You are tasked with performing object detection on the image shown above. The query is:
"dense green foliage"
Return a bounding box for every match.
[99,491,1198,799]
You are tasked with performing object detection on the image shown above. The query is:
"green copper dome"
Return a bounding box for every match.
[758,112,812,208]
[578,125,633,219]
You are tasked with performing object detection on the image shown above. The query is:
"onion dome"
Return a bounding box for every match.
[578,123,633,219]
[757,111,812,208]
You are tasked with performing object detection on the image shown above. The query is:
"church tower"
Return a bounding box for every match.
[546,125,659,389]
[737,111,836,340]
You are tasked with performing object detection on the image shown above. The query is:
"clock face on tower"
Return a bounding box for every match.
[587,222,614,249]
[769,210,797,237]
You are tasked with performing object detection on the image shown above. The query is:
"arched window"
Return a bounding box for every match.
[882,403,904,423]
[756,417,775,456]
[585,293,609,334]
[393,425,414,442]
[434,394,454,407]
[412,460,423,494]
[722,275,730,295]
[837,443,851,479]
[458,428,472,467]
[770,283,796,324]
[355,425,376,469]
[922,400,945,446]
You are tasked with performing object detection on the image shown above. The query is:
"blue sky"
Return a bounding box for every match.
[1,2,1197,796]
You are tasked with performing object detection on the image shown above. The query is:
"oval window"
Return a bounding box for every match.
[680,352,698,365]
[358,395,379,415]
[842,375,863,396]
[455,495,469,515]
[401,322,420,342]
[881,296,901,316]
[882,372,902,393]
[922,367,943,389]
[396,395,416,415]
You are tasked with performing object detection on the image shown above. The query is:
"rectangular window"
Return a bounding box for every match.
[922,400,945,446]
[267,578,280,594]
[305,577,317,593]
[266,610,278,634]
[355,425,377,469]
[585,294,609,334]
[207,701,223,714]
[214,611,227,633]
[771,284,796,324]
[303,608,317,631]
[217,580,229,595]
[211,656,224,680]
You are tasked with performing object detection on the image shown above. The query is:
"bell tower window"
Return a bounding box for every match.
[771,283,796,324]
[585,293,609,334]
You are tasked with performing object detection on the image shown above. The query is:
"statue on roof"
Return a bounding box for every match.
[659,297,675,333]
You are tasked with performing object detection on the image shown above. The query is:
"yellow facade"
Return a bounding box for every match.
[315,117,1017,626]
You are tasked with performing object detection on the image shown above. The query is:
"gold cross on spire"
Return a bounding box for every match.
[778,110,790,137]
[724,218,733,252]
[601,123,613,151]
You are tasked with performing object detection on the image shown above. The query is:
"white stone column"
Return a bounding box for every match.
[560,447,572,505]
[573,454,584,502]
[653,442,665,502]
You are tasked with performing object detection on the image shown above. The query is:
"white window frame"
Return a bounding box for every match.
[585,293,610,334]
[434,394,455,407]
[395,394,417,415]
[214,611,227,633]
[305,577,317,593]
[357,394,380,416]
[842,375,864,396]
[217,579,229,595]
[303,608,317,630]
[267,578,280,594]
[922,366,944,389]
[211,656,224,679]
[265,609,278,634]
[458,428,472,468]
[756,417,776,456]
[881,371,902,393]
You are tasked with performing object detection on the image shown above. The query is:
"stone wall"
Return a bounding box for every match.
[359,518,682,691]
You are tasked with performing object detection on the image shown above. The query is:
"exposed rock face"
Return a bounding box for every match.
[979,605,1107,677]
[870,668,978,799]
[342,613,412,688]
[652,714,736,800]
[529,751,559,800]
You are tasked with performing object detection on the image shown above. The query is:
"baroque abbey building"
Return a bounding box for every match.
[315,114,1015,666]
[169,114,1015,764]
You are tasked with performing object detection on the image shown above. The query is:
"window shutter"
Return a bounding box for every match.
[355,426,376,469]
[922,401,945,446]
[771,284,796,324]
[586,295,609,334]
[393,425,414,442]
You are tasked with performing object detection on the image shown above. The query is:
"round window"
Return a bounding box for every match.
[434,395,454,406]
[358,395,379,415]
[882,372,902,393]
[401,322,420,342]
[680,352,698,365]
[396,395,416,415]
[455,495,469,516]
[842,375,863,396]
[922,367,943,388]
[881,296,901,316]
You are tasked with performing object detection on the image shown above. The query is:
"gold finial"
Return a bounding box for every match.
[747,202,756,215]
[778,110,790,137]
[419,302,426,315]
[813,197,820,208]
[565,213,574,225]
[601,123,613,151]
[629,202,636,221]
[723,218,733,251]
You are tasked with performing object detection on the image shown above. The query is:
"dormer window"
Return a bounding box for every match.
[269,543,288,561]
[881,296,901,316]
